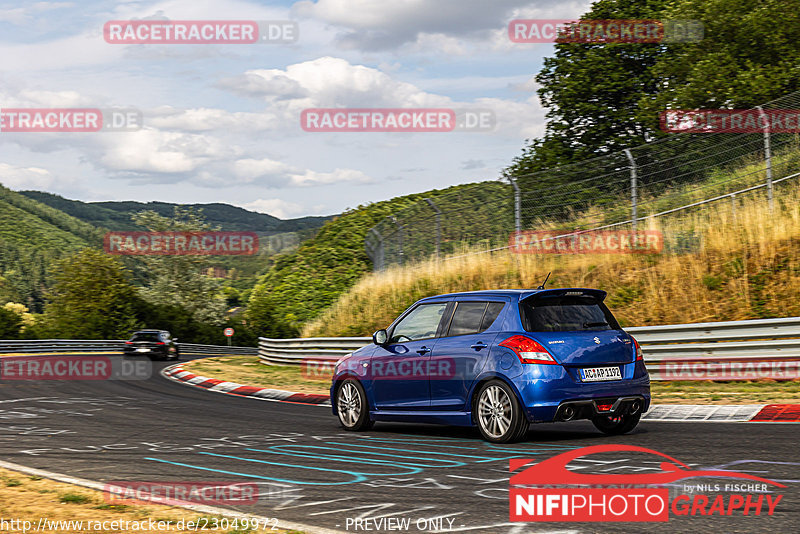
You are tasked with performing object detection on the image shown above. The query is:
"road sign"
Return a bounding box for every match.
[224,327,234,337]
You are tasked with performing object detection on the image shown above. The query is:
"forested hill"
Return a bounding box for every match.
[20,191,330,233]
[0,185,99,311]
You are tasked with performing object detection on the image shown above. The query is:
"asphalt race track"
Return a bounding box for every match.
[1,354,798,534]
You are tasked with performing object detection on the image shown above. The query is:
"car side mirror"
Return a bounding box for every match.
[372,329,388,346]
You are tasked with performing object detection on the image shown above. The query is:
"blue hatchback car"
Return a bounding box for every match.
[331,288,650,442]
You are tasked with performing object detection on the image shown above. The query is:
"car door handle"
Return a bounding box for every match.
[470,342,488,351]
[416,346,431,355]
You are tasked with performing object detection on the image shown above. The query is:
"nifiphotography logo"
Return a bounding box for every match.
[509,444,785,523]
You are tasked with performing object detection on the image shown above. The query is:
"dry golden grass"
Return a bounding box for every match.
[304,186,800,337]
[0,467,299,533]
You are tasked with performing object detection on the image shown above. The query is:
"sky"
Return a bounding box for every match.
[0,0,592,218]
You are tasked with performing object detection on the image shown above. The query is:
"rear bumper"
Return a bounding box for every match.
[552,395,647,422]
[514,360,651,423]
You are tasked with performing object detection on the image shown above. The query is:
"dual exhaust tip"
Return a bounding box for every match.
[558,399,642,421]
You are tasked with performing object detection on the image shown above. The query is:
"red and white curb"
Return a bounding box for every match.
[161,364,330,406]
[643,403,800,422]
[161,364,800,422]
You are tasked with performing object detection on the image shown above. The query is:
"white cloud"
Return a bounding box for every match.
[0,2,73,25]
[0,163,54,189]
[241,197,304,219]
[148,106,278,132]
[289,167,373,187]
[96,129,232,174]
[292,0,591,51]
[233,158,294,182]
[221,56,449,108]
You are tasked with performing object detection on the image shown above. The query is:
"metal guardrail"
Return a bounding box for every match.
[0,339,257,356]
[260,316,800,380]
[258,337,369,365]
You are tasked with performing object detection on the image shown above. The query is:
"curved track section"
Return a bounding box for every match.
[1,354,798,533]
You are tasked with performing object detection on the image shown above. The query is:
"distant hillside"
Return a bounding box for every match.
[0,185,100,310]
[20,191,331,233]
[246,181,506,337]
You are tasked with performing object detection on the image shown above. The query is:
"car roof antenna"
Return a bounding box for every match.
[537,272,551,290]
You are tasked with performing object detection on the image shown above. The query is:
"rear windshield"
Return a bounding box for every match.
[130,332,162,342]
[520,295,620,332]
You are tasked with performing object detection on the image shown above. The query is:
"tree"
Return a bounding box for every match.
[131,207,227,325]
[41,249,141,339]
[0,306,22,339]
[643,0,800,115]
[506,0,669,182]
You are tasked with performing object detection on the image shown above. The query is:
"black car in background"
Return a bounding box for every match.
[123,330,179,360]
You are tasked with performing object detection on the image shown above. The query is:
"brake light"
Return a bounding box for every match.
[156,342,165,345]
[632,336,643,361]
[125,341,132,344]
[499,335,559,365]
[597,404,613,412]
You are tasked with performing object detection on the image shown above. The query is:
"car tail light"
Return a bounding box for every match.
[597,404,613,412]
[125,341,132,344]
[156,342,165,345]
[499,335,559,365]
[632,336,643,361]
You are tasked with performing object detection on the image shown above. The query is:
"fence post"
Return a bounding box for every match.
[756,106,774,211]
[390,216,404,265]
[624,149,638,231]
[365,228,385,271]
[508,177,521,236]
[423,198,442,259]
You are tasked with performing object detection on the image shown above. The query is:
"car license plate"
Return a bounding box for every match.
[136,348,150,353]
[580,366,622,382]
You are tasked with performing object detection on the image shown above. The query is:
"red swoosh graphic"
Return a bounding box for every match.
[510,444,786,488]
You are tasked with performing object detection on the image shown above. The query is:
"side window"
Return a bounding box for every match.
[446,301,506,336]
[480,302,505,331]
[447,302,489,336]
[390,302,448,343]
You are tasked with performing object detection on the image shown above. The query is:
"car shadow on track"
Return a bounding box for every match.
[364,420,649,443]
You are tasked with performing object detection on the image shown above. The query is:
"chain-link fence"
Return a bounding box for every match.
[366,91,800,270]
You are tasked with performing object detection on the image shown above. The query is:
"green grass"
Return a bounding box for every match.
[58,492,91,504]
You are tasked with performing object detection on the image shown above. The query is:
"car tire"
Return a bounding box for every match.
[474,380,528,443]
[591,413,641,435]
[335,379,374,431]
[171,349,180,361]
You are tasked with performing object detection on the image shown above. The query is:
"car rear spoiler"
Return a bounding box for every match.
[519,288,607,302]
